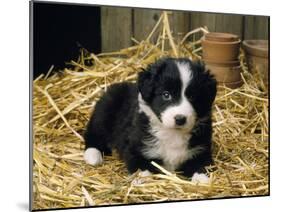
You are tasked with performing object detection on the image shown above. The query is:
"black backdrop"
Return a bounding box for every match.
[33,2,101,78]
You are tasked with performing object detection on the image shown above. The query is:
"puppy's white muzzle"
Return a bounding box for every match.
[161,98,196,130]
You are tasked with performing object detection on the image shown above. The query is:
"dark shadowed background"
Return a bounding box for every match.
[33,2,101,78]
[32,2,269,78]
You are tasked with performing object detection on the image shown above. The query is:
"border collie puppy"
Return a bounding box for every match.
[84,58,217,183]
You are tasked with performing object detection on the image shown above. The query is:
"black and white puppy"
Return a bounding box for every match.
[84,58,217,183]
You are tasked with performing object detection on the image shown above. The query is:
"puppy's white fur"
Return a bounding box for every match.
[131,170,152,185]
[142,127,205,171]
[139,170,152,177]
[139,62,203,171]
[191,172,210,184]
[160,62,196,130]
[84,148,103,166]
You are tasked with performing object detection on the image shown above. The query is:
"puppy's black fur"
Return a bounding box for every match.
[84,58,217,178]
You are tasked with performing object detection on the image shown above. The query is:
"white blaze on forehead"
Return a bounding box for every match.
[160,61,196,129]
[176,61,192,96]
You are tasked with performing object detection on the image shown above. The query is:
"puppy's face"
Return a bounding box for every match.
[138,58,217,130]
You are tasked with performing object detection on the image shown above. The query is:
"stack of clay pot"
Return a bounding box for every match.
[201,32,243,89]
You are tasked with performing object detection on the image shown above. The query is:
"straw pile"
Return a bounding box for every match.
[32,12,268,210]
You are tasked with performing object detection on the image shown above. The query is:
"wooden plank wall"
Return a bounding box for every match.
[101,7,269,52]
[244,16,269,40]
[101,7,133,52]
[133,9,162,44]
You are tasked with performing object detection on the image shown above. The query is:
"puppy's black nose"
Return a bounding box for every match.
[175,115,186,126]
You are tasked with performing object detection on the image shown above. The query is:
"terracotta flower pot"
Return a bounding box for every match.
[242,40,268,87]
[202,37,241,62]
[205,32,239,42]
[202,32,243,89]
[206,64,242,82]
[242,40,268,58]
[203,59,240,67]
[206,64,243,89]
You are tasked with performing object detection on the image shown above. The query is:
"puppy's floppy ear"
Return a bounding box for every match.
[202,64,217,105]
[194,61,217,106]
[137,58,168,102]
[205,70,217,104]
[137,68,154,103]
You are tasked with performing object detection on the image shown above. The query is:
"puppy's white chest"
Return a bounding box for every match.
[142,129,192,171]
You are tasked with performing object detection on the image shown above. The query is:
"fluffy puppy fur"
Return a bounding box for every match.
[84,58,217,182]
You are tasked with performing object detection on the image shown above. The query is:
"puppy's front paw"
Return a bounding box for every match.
[84,148,103,166]
[132,178,145,185]
[191,172,210,184]
[131,170,152,185]
[139,170,152,177]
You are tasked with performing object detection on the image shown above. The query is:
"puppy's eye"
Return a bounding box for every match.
[162,91,172,101]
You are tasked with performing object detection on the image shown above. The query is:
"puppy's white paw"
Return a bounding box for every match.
[132,178,144,185]
[131,170,152,185]
[84,148,103,166]
[191,172,210,184]
[139,170,152,177]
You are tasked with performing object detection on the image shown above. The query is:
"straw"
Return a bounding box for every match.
[32,11,268,210]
